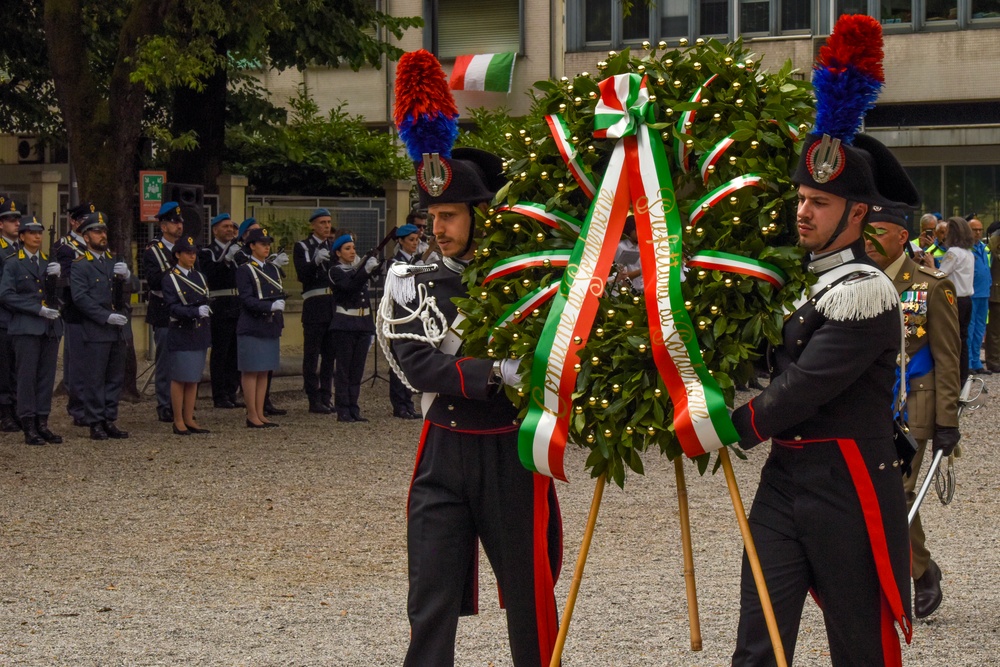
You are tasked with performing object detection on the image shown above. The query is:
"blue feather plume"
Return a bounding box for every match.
[812,66,882,145]
[397,113,460,162]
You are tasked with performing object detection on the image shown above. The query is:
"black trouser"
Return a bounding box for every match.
[302,321,335,404]
[13,334,60,420]
[331,329,371,416]
[389,371,414,413]
[0,325,16,407]
[405,426,561,667]
[957,295,972,387]
[733,438,910,667]
[64,322,85,420]
[153,326,171,410]
[209,314,240,403]
[79,339,125,425]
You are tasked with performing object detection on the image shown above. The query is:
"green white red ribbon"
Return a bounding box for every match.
[520,73,739,481]
[687,250,787,290]
[676,74,718,173]
[489,283,560,343]
[484,250,573,284]
[545,114,597,199]
[496,202,582,234]
[698,134,736,185]
[689,175,766,226]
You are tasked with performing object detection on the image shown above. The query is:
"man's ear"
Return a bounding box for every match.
[850,201,869,225]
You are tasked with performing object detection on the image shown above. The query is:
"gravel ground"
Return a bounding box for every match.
[1,363,997,666]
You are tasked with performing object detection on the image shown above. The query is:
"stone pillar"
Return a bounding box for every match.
[29,170,63,254]
[216,174,249,223]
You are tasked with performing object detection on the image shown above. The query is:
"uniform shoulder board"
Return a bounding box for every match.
[84,250,94,261]
[384,262,436,306]
[172,267,182,275]
[41,252,47,261]
[815,269,898,322]
[0,238,7,249]
[917,265,946,279]
[17,249,25,259]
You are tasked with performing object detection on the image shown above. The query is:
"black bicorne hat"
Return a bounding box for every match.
[416,147,506,209]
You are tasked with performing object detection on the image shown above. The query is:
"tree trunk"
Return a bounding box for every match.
[168,55,228,194]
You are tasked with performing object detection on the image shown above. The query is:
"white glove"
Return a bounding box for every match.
[499,359,522,386]
[113,262,130,278]
[224,244,241,262]
[197,305,211,318]
[270,252,289,267]
[46,262,61,277]
[270,299,286,312]
[313,248,331,265]
[39,306,60,320]
[364,256,381,273]
[107,313,128,326]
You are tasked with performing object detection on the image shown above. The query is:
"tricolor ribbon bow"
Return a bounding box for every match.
[518,73,739,482]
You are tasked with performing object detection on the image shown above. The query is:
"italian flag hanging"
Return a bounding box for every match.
[449,52,517,92]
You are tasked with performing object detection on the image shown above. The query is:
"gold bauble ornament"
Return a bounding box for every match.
[588,396,597,406]
[625,320,634,329]
[521,278,531,287]
[535,232,545,242]
[693,61,702,70]
[653,388,662,397]
[679,38,688,46]
[657,40,668,49]
[696,38,706,46]
[573,336,583,345]
[518,129,526,137]
[735,98,744,107]
[512,223,521,232]
[540,171,549,180]
[595,328,605,338]
[638,344,647,353]
[709,305,720,315]
[612,384,621,393]
[769,209,779,219]
[641,40,651,50]
[600,399,609,408]
[591,356,601,366]
[575,406,584,415]
[606,309,615,318]
[557,183,565,191]
[732,81,741,90]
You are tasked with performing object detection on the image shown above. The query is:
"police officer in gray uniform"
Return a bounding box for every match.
[56,202,95,426]
[71,212,130,440]
[0,195,22,432]
[0,214,64,445]
[144,201,184,422]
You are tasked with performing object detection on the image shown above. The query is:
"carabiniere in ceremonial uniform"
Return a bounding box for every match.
[0,215,65,445]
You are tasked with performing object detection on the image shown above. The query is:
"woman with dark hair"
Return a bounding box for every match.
[162,235,212,435]
[328,233,381,422]
[235,227,285,428]
[939,216,975,385]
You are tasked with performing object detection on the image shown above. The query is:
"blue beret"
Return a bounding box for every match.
[157,201,182,221]
[395,224,420,238]
[309,208,332,222]
[211,212,232,227]
[237,217,257,238]
[331,234,354,252]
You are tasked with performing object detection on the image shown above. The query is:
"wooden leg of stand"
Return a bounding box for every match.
[674,458,703,651]
[719,449,788,667]
[549,472,607,667]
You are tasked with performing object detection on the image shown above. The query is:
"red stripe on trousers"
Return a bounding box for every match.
[836,439,912,644]
[406,420,432,519]
[533,474,558,666]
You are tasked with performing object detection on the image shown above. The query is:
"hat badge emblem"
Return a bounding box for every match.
[419,153,452,197]
[807,134,844,184]
[188,237,194,244]
[89,204,95,212]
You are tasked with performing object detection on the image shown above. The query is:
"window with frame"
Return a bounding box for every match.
[584,0,651,44]
[972,0,1000,18]
[435,0,521,59]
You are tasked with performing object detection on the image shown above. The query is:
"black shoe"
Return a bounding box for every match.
[351,413,369,423]
[186,424,211,434]
[309,399,332,414]
[971,367,992,376]
[1,405,20,432]
[73,418,88,427]
[157,407,174,423]
[246,419,267,429]
[408,409,423,419]
[394,408,420,420]
[104,422,129,439]
[263,403,287,416]
[914,559,943,619]
[89,423,109,441]
[23,419,45,446]
[263,422,279,428]
[337,410,356,422]
[213,399,237,409]
[35,418,62,444]
[172,424,191,436]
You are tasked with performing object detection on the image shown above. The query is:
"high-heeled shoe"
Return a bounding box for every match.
[262,422,279,428]
[172,424,191,436]
[186,424,211,434]
[245,419,267,429]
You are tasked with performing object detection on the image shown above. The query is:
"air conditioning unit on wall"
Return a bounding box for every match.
[16,136,44,164]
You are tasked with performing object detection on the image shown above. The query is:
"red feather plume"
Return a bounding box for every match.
[393,49,459,126]
[818,14,884,82]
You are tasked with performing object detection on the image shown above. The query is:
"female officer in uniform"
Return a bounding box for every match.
[236,227,285,428]
[328,233,380,422]
[162,235,212,436]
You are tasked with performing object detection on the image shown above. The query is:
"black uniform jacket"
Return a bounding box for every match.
[236,259,285,339]
[294,235,336,325]
[0,250,64,338]
[391,258,521,433]
[329,261,376,333]
[143,240,173,328]
[732,241,901,447]
[55,233,87,323]
[70,250,124,344]
[163,266,211,351]
[199,240,240,318]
